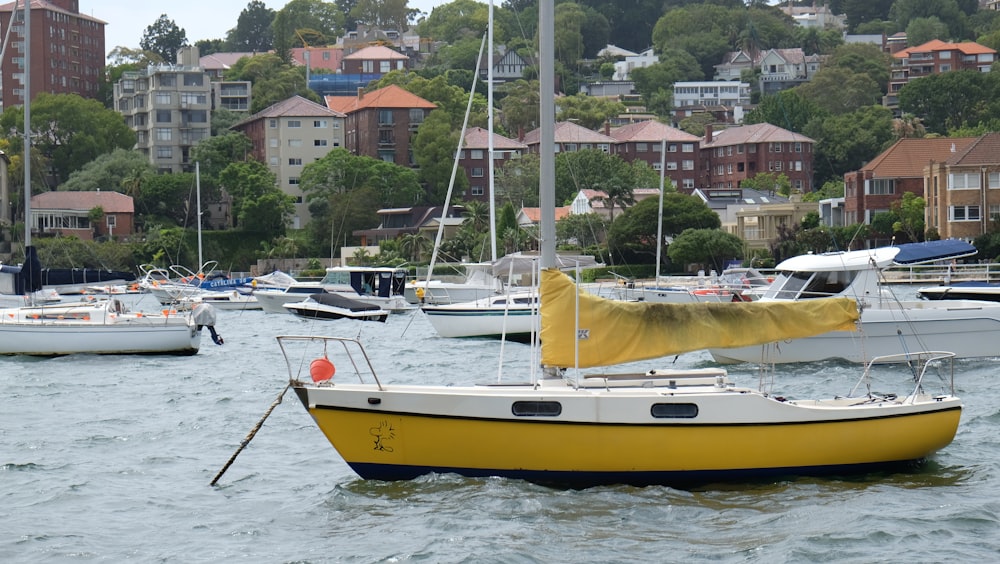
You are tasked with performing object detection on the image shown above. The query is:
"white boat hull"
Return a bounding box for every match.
[421,293,537,339]
[0,300,200,355]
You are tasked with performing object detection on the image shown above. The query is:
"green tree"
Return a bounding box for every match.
[667,228,744,273]
[218,160,292,238]
[556,212,608,248]
[906,16,951,48]
[0,93,136,188]
[140,14,188,62]
[744,89,826,132]
[60,149,155,193]
[892,191,927,242]
[495,153,540,209]
[413,109,468,204]
[741,172,792,196]
[804,105,895,187]
[890,0,969,41]
[227,0,276,52]
[397,232,432,262]
[189,132,254,184]
[898,70,992,134]
[826,43,893,93]
[607,193,720,262]
[225,53,319,112]
[498,79,539,135]
[556,93,626,130]
[796,67,882,115]
[136,173,198,228]
[555,149,658,220]
[351,0,417,31]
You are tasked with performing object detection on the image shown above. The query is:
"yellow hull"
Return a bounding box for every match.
[305,403,960,486]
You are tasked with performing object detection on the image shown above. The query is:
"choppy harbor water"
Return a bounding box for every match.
[3,287,1000,562]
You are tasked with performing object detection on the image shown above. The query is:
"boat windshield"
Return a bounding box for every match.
[764,270,857,300]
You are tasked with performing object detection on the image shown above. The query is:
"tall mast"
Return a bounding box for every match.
[487,0,497,262]
[23,0,30,247]
[539,0,554,270]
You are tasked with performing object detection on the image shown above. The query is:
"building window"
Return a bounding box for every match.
[682,143,694,153]
[472,167,485,177]
[794,142,803,153]
[287,120,301,128]
[155,128,172,141]
[288,139,302,147]
[380,60,391,73]
[471,149,484,160]
[289,177,300,185]
[378,150,395,162]
[682,178,695,189]
[666,162,677,170]
[269,156,278,165]
[269,119,277,128]
[313,120,327,128]
[156,110,171,123]
[314,139,328,147]
[471,185,485,196]
[950,205,981,221]
[156,147,173,159]
[770,142,782,153]
[155,92,171,104]
[636,142,647,152]
[667,143,676,152]
[409,108,425,124]
[289,158,302,166]
[378,110,393,125]
[269,138,278,148]
[949,172,980,190]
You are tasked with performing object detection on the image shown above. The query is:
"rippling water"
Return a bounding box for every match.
[3,289,1000,562]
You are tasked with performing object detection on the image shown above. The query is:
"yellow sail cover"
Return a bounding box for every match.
[539,269,859,368]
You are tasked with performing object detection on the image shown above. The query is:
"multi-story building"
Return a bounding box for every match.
[608,120,701,192]
[757,48,820,96]
[925,133,1000,240]
[325,84,436,167]
[522,120,616,155]
[341,45,409,74]
[885,39,996,110]
[671,81,751,124]
[843,137,975,226]
[701,123,815,192]
[231,95,346,229]
[458,126,527,203]
[0,0,105,109]
[114,47,212,173]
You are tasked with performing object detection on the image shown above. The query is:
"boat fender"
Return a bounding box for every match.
[310,357,336,382]
[192,302,224,345]
[415,287,425,302]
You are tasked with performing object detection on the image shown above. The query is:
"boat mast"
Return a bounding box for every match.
[487,0,497,263]
[539,0,555,271]
[654,138,666,282]
[196,161,203,271]
[22,0,30,248]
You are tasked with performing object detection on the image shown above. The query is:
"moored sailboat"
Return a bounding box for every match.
[282,0,961,488]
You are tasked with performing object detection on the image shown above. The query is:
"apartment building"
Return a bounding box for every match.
[701,123,815,192]
[608,120,701,192]
[325,84,436,167]
[231,95,346,229]
[885,39,996,110]
[0,0,105,109]
[457,126,527,203]
[925,133,1000,240]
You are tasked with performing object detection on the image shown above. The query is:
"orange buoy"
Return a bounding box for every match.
[309,357,336,382]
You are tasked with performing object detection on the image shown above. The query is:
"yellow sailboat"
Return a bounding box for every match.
[282,0,960,487]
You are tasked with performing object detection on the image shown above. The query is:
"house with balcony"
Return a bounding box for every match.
[843,137,976,227]
[30,191,134,241]
[325,84,436,168]
[671,81,751,124]
[458,127,527,203]
[757,48,820,96]
[701,123,815,193]
[925,133,1000,240]
[612,47,657,81]
[884,39,996,111]
[231,95,346,229]
[608,120,701,192]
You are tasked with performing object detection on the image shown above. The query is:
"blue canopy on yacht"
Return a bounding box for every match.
[892,240,977,265]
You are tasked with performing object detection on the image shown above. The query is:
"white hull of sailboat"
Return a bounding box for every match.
[0,300,200,355]
[421,293,537,339]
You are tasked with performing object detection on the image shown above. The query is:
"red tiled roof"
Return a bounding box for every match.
[522,121,617,145]
[520,206,571,222]
[895,39,996,58]
[609,120,700,143]
[945,132,1000,167]
[861,137,977,177]
[233,95,345,128]
[290,47,344,71]
[31,191,134,213]
[701,122,814,147]
[463,127,527,150]
[324,84,436,114]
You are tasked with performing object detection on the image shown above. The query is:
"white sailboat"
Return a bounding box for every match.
[282,0,961,488]
[0,4,205,356]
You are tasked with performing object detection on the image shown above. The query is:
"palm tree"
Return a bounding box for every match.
[397,232,432,263]
[461,200,490,233]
